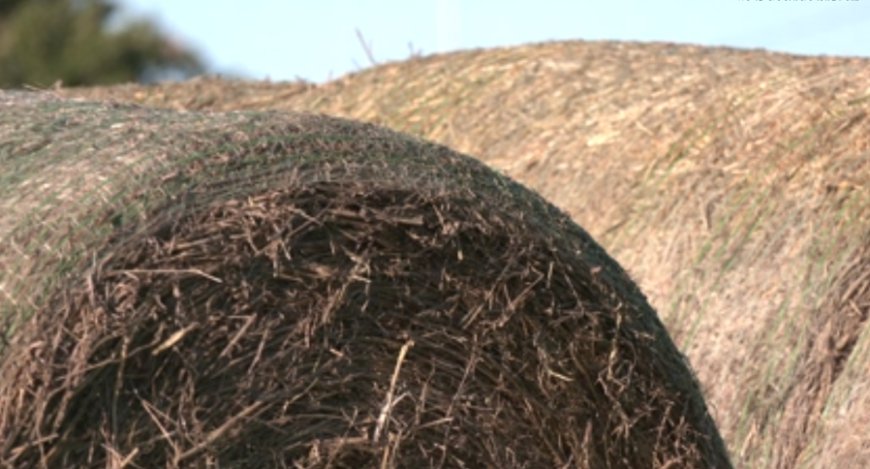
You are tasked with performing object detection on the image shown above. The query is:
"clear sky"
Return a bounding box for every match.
[115,0,870,83]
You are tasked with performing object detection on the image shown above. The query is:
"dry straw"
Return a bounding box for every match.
[66,39,870,468]
[0,92,730,468]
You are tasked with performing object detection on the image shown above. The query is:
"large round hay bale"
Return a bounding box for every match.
[0,91,730,468]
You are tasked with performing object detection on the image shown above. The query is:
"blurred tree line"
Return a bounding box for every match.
[0,0,204,87]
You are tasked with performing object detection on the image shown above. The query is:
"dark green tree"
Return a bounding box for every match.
[0,0,204,87]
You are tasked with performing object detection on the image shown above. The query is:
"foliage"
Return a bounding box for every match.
[0,0,203,87]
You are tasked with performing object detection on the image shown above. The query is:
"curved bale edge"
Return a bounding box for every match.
[0,91,731,468]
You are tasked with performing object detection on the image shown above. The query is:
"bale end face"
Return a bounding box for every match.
[0,93,731,468]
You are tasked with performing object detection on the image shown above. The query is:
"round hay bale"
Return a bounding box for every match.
[0,91,730,468]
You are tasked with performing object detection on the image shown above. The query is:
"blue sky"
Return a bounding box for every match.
[116,0,870,83]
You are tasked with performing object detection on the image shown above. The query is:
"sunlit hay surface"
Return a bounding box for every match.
[62,40,870,467]
[0,91,730,468]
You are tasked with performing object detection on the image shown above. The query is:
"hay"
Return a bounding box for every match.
[792,237,870,469]
[65,75,315,112]
[60,40,870,467]
[0,91,730,468]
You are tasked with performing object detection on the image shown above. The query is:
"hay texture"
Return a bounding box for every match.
[63,40,870,468]
[0,91,729,468]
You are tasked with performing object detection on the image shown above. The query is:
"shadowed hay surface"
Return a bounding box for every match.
[0,92,730,468]
[64,40,870,468]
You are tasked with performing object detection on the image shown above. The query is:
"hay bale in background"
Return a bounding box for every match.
[791,237,870,469]
[0,92,730,468]
[64,40,870,467]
